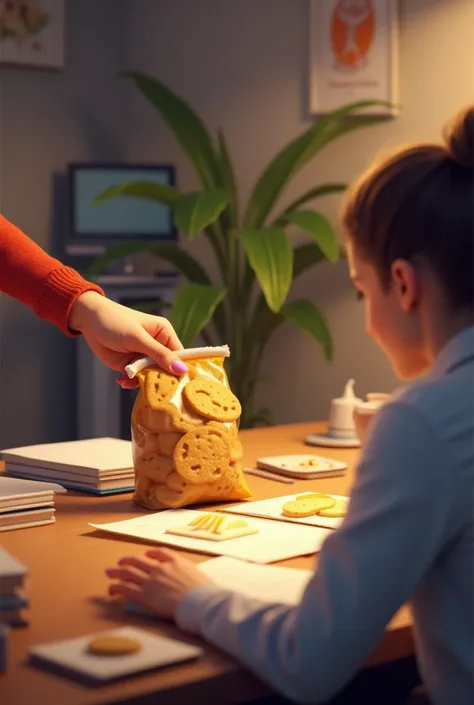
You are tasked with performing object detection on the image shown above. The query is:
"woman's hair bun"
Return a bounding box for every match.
[443,105,474,169]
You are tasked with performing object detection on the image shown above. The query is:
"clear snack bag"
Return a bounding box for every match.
[126,346,252,510]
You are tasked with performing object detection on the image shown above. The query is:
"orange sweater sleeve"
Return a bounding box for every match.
[0,214,104,336]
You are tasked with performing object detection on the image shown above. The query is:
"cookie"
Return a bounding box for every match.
[282,495,336,518]
[145,369,179,410]
[174,426,232,485]
[183,378,241,422]
[87,635,141,656]
[318,499,348,518]
[157,432,183,458]
[207,422,243,461]
[137,405,180,433]
[296,493,332,502]
[135,452,174,482]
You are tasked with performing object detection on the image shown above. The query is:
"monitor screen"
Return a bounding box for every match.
[68,163,176,254]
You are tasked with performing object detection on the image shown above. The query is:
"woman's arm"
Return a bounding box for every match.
[0,214,104,335]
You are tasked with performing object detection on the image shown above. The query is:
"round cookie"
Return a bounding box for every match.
[137,405,181,433]
[174,426,232,485]
[296,493,333,503]
[183,378,241,422]
[135,452,174,482]
[87,635,141,656]
[157,432,183,458]
[318,499,348,518]
[282,495,336,518]
[207,421,242,461]
[145,369,179,410]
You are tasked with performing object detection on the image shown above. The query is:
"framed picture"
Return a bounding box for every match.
[309,0,398,116]
[0,0,64,69]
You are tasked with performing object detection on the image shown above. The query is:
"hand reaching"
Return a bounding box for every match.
[69,292,187,387]
[105,548,211,619]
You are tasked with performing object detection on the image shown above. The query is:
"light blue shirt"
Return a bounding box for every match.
[177,326,474,705]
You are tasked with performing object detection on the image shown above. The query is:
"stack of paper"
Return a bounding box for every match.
[0,546,28,627]
[0,476,64,531]
[2,437,135,495]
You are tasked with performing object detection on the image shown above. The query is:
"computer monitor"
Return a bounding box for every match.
[67,163,177,255]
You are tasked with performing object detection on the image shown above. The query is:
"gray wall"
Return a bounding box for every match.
[123,0,474,424]
[0,0,126,447]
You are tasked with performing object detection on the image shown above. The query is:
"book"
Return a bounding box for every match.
[0,546,27,594]
[2,438,135,495]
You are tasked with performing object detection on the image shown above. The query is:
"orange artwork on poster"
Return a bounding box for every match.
[331,0,375,71]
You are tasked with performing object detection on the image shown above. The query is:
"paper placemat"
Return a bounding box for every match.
[90,509,330,564]
[223,492,350,530]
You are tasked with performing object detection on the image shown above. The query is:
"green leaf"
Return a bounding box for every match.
[92,180,181,207]
[170,283,227,348]
[293,242,326,277]
[87,241,211,282]
[217,129,238,228]
[243,129,316,229]
[246,407,275,428]
[278,183,347,217]
[243,100,390,229]
[235,228,293,313]
[124,72,220,189]
[174,190,229,238]
[284,210,339,263]
[281,300,333,361]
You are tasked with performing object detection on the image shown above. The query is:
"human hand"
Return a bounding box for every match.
[69,292,187,387]
[105,548,212,619]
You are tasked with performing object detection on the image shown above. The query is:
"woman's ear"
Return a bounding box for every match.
[391,259,418,312]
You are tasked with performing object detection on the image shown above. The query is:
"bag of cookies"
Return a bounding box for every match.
[126,346,252,510]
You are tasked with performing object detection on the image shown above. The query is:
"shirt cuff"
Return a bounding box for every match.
[36,266,104,337]
[176,583,230,634]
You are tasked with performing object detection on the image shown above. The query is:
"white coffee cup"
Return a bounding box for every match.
[328,379,363,439]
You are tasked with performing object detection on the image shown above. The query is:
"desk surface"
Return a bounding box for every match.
[0,422,414,705]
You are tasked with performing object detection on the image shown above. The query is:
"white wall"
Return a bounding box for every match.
[0,0,126,447]
[123,0,474,424]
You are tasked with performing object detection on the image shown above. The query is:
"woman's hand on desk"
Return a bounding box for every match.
[105,548,211,618]
[69,292,187,387]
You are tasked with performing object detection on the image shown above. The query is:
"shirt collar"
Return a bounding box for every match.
[430,325,474,379]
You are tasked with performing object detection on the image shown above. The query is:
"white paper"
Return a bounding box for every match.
[90,509,330,564]
[223,492,350,530]
[29,626,202,682]
[0,476,66,497]
[200,556,313,604]
[125,556,313,619]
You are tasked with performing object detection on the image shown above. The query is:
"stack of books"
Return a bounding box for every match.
[0,547,28,627]
[0,476,62,532]
[2,437,135,495]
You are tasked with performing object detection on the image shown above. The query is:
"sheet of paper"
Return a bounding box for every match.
[125,556,313,619]
[223,492,350,530]
[90,510,330,564]
[200,556,313,603]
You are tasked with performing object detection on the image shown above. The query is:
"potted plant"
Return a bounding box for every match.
[89,72,389,427]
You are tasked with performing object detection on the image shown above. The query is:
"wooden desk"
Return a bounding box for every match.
[0,422,414,705]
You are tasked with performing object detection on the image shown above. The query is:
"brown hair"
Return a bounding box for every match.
[342,106,474,309]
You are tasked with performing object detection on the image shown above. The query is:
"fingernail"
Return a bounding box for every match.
[171,360,188,375]
[105,569,113,575]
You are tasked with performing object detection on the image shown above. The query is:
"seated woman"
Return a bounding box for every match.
[105,106,474,705]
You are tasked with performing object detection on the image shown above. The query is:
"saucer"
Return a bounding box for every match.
[305,432,361,449]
